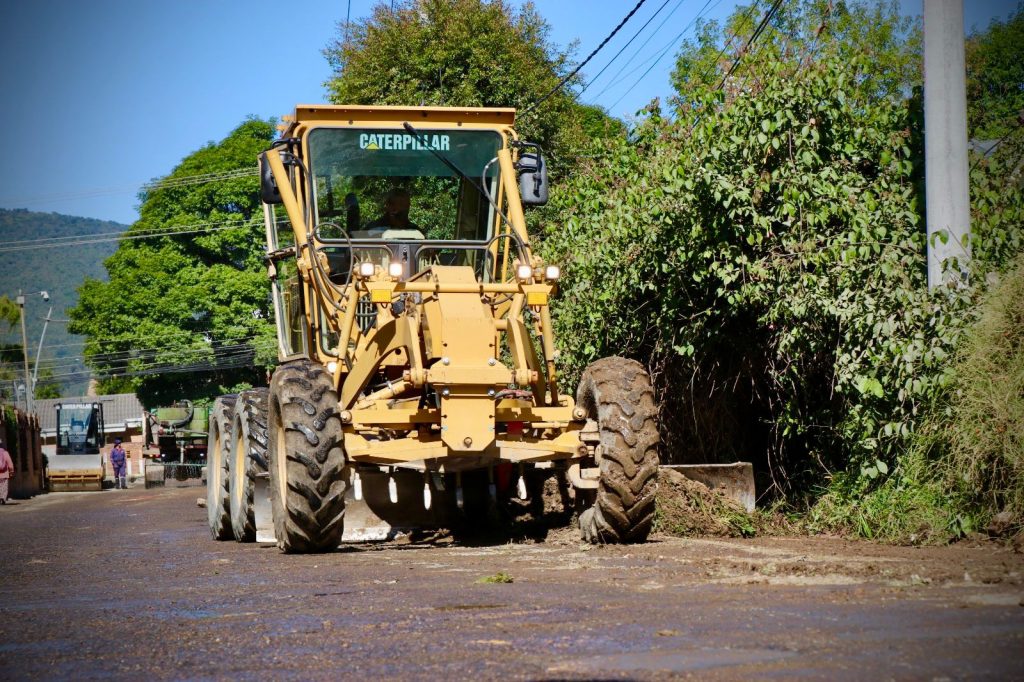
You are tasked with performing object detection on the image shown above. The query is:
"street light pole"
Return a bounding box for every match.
[31,304,55,396]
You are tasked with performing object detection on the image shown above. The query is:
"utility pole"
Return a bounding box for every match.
[924,0,971,289]
[15,292,32,414]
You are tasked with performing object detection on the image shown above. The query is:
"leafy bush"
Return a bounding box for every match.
[545,51,947,494]
[542,18,1022,519]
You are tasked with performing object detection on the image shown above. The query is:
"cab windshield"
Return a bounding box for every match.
[307,127,503,243]
[56,406,102,454]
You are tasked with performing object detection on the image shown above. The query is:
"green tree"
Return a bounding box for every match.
[670,0,920,110]
[33,367,61,400]
[0,296,19,332]
[966,4,1024,139]
[323,0,614,175]
[68,119,278,406]
[0,296,23,402]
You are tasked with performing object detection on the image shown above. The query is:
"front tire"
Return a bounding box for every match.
[268,360,348,553]
[576,357,660,543]
[230,388,269,542]
[206,395,237,540]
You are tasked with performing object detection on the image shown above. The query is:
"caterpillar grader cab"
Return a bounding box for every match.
[206,105,660,552]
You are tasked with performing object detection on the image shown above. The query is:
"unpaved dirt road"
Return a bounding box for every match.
[1,485,1022,680]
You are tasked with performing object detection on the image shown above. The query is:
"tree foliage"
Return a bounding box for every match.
[541,0,1022,508]
[323,0,614,174]
[0,295,23,402]
[670,0,919,109]
[966,3,1024,139]
[68,119,278,406]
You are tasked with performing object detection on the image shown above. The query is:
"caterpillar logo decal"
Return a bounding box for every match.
[359,133,451,151]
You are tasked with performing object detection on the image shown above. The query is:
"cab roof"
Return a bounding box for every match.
[279,104,517,136]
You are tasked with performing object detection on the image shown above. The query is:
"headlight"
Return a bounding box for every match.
[326,361,338,374]
[544,265,560,281]
[388,261,404,278]
[516,264,533,281]
[358,261,375,277]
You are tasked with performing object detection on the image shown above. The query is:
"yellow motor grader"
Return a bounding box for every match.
[206,105,660,553]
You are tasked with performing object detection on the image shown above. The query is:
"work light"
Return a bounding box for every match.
[359,261,375,277]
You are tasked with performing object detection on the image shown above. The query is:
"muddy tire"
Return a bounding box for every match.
[206,395,237,540]
[229,388,269,542]
[267,360,347,553]
[576,357,660,544]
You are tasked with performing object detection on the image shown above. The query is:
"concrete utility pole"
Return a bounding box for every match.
[15,292,32,414]
[924,0,972,289]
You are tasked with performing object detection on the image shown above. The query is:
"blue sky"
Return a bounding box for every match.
[0,0,1017,226]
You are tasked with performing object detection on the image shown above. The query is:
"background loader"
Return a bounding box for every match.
[49,401,105,492]
[206,105,660,552]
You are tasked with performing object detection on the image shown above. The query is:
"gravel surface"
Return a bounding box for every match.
[1,484,1022,680]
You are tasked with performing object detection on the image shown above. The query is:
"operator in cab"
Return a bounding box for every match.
[365,188,424,238]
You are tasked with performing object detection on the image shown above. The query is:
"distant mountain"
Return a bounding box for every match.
[0,208,126,398]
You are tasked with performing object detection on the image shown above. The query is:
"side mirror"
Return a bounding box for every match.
[516,143,548,206]
[258,152,282,205]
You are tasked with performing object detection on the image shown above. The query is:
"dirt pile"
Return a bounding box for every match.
[655,468,775,538]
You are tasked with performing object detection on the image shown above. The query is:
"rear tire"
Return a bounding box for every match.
[230,388,269,542]
[576,357,660,543]
[268,360,348,553]
[206,395,237,540]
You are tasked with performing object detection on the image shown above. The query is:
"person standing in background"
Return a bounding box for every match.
[0,443,14,504]
[110,438,127,490]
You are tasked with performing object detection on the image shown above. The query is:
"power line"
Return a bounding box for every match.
[43,355,264,382]
[0,216,256,248]
[520,0,650,119]
[0,167,258,207]
[694,0,761,88]
[604,0,722,112]
[0,218,261,254]
[587,0,694,101]
[716,0,787,91]
[139,168,258,193]
[23,331,270,354]
[28,340,276,377]
[6,340,274,375]
[577,0,676,98]
[1,347,274,382]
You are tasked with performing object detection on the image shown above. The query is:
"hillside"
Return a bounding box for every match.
[0,208,126,398]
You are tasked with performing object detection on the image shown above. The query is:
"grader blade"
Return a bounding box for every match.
[253,470,457,545]
[661,463,756,512]
[341,470,445,542]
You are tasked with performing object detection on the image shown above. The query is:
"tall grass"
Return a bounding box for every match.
[812,256,1024,543]
[940,257,1024,526]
